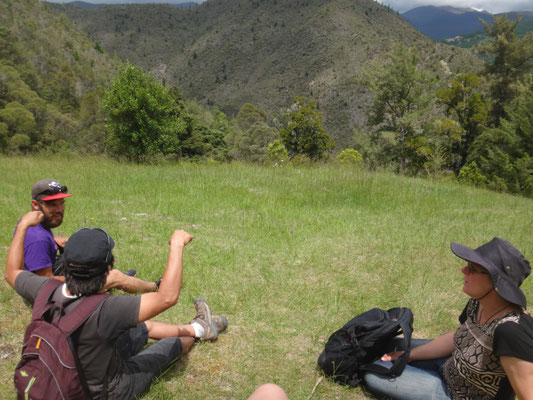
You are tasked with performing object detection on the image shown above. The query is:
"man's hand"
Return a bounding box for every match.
[55,237,68,248]
[20,211,44,228]
[169,230,193,248]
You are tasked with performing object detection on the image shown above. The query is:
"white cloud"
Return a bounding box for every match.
[377,0,533,14]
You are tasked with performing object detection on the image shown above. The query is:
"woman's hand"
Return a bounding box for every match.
[381,351,404,362]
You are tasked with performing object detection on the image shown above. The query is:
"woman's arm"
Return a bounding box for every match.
[381,330,456,362]
[501,356,533,400]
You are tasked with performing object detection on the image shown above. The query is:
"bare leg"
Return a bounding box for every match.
[144,320,196,340]
[104,269,156,293]
[247,384,288,400]
[179,336,195,354]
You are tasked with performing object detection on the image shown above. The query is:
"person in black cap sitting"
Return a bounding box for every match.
[363,237,533,400]
[19,178,158,293]
[6,210,226,399]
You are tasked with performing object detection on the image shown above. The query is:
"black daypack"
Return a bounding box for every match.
[318,307,414,387]
[14,279,109,400]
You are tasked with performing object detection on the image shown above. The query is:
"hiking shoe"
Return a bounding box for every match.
[192,317,219,340]
[192,297,213,323]
[124,269,137,277]
[213,315,228,333]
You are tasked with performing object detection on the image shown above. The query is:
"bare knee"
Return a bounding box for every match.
[247,383,288,400]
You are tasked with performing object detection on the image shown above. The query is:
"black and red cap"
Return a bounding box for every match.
[31,178,72,201]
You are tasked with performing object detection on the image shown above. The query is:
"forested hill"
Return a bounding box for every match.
[0,0,120,153]
[48,0,480,146]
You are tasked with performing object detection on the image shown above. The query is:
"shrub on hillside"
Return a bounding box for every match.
[264,140,288,166]
[458,161,487,187]
[103,64,185,161]
[278,96,334,161]
[336,149,363,167]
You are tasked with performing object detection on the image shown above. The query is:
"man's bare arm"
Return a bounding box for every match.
[137,230,193,322]
[5,211,44,287]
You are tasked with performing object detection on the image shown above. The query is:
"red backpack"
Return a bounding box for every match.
[14,279,108,400]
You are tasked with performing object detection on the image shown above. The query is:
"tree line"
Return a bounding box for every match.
[1,14,532,196]
[354,15,533,196]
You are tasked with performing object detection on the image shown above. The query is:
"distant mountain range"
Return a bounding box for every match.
[401,6,533,41]
[47,0,482,146]
[65,1,198,8]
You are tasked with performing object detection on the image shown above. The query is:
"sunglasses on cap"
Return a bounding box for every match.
[37,182,68,198]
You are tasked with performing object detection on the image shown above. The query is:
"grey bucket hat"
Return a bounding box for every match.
[451,237,531,308]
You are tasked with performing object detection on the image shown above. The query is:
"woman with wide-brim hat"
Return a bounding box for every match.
[364,237,533,399]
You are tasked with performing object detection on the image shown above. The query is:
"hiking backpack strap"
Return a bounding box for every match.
[31,278,64,321]
[57,293,110,336]
[33,280,109,400]
[58,293,110,400]
[359,307,414,377]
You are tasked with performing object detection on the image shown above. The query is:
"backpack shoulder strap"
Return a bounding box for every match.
[59,293,110,400]
[31,279,63,321]
[58,293,110,336]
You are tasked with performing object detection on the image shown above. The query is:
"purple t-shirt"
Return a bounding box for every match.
[16,223,57,272]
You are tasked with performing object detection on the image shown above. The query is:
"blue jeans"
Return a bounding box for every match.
[363,339,451,400]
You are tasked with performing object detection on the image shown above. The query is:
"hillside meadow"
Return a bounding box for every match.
[1,156,532,399]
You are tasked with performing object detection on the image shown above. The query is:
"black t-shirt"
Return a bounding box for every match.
[15,271,141,399]
[494,314,533,361]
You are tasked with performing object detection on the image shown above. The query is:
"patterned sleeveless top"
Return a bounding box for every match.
[442,299,519,399]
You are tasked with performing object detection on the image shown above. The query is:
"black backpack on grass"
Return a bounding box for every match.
[14,279,108,400]
[318,307,413,387]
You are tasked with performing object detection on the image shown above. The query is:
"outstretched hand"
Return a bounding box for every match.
[169,229,193,247]
[381,351,405,362]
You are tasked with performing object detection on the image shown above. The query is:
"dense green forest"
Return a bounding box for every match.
[49,0,480,146]
[0,0,120,154]
[1,0,533,197]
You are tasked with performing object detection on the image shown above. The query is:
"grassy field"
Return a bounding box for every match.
[1,156,532,399]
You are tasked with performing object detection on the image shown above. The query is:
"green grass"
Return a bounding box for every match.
[1,155,532,399]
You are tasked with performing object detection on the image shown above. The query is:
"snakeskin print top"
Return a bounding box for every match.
[442,299,520,399]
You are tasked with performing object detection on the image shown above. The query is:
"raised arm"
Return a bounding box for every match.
[501,356,533,400]
[381,330,456,362]
[5,211,44,288]
[137,230,193,322]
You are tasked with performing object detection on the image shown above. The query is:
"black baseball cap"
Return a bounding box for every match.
[64,228,114,278]
[451,237,531,308]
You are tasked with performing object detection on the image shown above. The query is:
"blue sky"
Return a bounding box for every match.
[46,0,533,14]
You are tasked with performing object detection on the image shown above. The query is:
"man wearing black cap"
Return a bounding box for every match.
[364,237,533,400]
[6,210,224,399]
[22,178,157,293]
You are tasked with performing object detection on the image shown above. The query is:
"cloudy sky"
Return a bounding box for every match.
[47,0,533,14]
[378,0,533,13]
